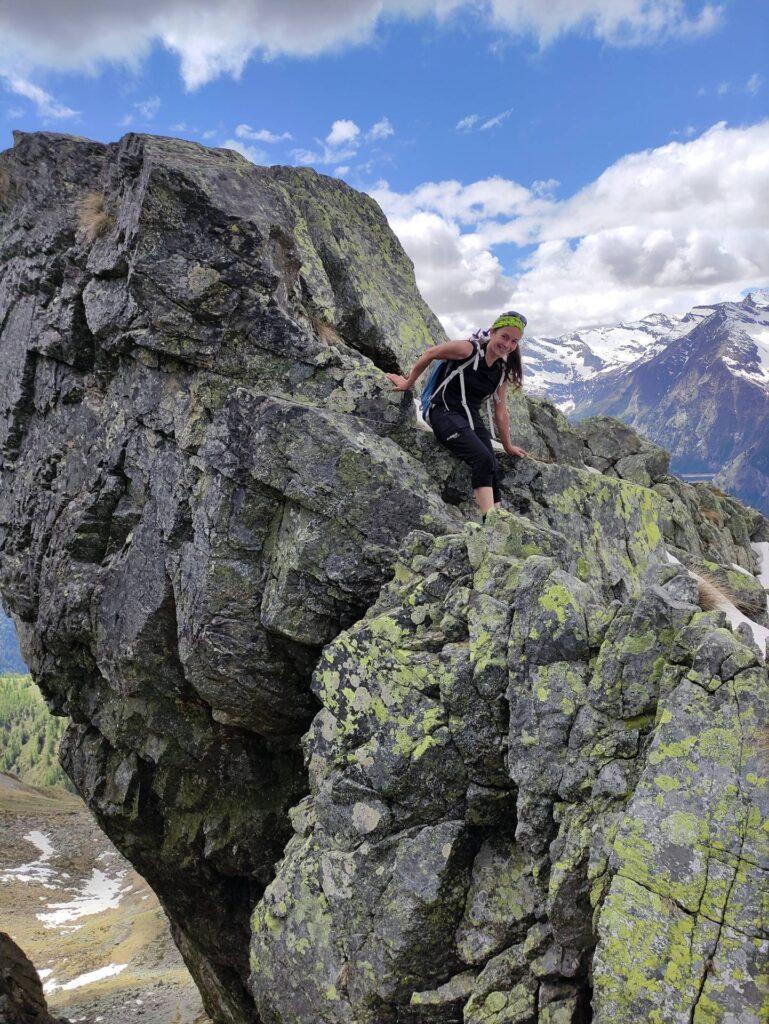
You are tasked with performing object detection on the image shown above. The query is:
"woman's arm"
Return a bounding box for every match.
[386,339,475,391]
[493,382,529,457]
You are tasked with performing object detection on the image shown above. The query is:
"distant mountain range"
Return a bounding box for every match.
[525,291,769,514]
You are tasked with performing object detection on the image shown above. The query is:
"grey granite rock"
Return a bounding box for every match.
[2,131,768,1024]
[0,932,69,1024]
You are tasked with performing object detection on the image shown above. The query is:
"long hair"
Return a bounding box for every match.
[504,345,523,389]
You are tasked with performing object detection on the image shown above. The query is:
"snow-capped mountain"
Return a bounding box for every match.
[524,291,769,514]
[523,307,709,411]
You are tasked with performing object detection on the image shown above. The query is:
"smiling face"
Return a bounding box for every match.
[488,325,522,358]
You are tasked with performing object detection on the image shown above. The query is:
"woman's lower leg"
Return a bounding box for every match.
[474,486,495,515]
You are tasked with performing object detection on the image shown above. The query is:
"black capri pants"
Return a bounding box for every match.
[429,405,501,502]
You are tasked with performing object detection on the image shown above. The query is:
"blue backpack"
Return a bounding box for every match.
[418,359,449,420]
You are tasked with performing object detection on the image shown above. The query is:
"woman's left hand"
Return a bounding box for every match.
[386,373,412,391]
[504,444,529,458]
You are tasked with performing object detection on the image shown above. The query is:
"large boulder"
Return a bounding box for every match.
[1,131,768,1024]
[0,130,456,1023]
[0,932,68,1024]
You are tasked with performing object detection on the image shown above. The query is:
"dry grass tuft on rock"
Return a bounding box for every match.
[311,316,344,347]
[699,507,724,526]
[76,191,112,243]
[696,570,737,612]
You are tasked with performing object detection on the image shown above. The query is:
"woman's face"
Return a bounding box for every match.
[489,326,521,357]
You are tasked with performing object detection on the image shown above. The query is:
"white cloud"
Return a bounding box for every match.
[121,94,160,126]
[235,123,292,143]
[531,178,559,198]
[326,118,360,147]
[334,165,350,176]
[291,118,363,166]
[479,107,513,130]
[292,144,357,166]
[386,210,513,335]
[746,73,762,95]
[0,1,725,90]
[669,124,697,138]
[221,138,267,163]
[700,74,762,99]
[456,113,480,131]
[456,107,513,133]
[0,74,77,118]
[371,176,537,225]
[136,95,160,119]
[291,147,320,165]
[368,116,394,140]
[371,121,769,335]
[484,0,723,46]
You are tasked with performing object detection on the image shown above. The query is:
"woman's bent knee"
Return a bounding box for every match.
[470,450,497,489]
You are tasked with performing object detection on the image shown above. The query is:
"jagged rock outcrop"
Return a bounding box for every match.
[1,132,767,1024]
[250,510,769,1023]
[0,932,68,1024]
[0,129,458,1023]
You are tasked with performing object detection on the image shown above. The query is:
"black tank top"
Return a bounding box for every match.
[438,333,506,414]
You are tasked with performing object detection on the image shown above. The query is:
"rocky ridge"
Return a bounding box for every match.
[0,132,767,1024]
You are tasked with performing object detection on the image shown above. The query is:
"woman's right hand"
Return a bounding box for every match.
[386,373,412,391]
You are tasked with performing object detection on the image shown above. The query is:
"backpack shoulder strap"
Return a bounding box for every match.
[427,336,481,424]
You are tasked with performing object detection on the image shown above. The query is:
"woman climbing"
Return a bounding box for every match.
[386,311,530,518]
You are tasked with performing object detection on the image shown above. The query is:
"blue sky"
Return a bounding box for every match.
[1,0,768,334]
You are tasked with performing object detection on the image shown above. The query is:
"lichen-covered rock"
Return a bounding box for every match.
[0,130,457,1023]
[0,932,69,1024]
[575,415,671,485]
[249,505,769,1023]
[593,611,769,1023]
[2,131,769,1024]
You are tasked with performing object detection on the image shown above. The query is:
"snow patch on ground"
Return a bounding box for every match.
[37,867,128,928]
[743,326,769,379]
[43,963,127,994]
[752,542,769,588]
[716,601,769,654]
[1,831,57,886]
[2,828,129,932]
[730,562,753,577]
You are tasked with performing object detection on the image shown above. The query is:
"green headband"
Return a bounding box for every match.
[492,314,525,333]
